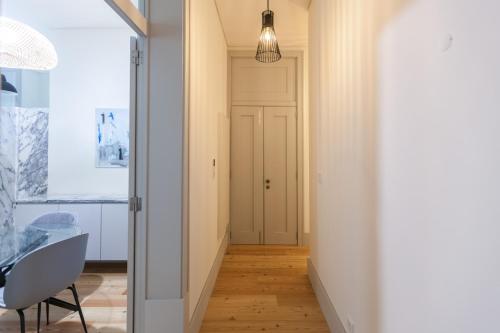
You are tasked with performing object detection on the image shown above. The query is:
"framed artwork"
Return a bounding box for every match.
[95,108,129,168]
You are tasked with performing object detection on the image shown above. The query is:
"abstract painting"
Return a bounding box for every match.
[96,108,129,168]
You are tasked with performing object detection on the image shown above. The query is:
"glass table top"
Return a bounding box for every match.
[0,223,82,268]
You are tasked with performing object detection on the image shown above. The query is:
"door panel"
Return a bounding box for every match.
[231,57,297,106]
[128,36,141,333]
[264,107,297,244]
[230,106,264,244]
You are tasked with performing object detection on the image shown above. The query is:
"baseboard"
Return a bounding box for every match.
[188,231,229,333]
[307,258,347,333]
[84,262,127,273]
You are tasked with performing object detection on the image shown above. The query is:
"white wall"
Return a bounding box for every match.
[310,0,500,332]
[48,28,132,196]
[308,0,379,332]
[303,47,310,234]
[378,0,500,332]
[188,0,229,320]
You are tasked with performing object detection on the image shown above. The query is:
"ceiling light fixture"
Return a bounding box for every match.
[255,0,281,63]
[0,17,58,71]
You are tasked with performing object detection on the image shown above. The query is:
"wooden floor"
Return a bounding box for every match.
[0,270,127,333]
[0,247,329,333]
[200,245,330,333]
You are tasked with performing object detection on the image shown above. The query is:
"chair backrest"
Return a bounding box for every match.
[3,233,88,310]
[31,212,78,229]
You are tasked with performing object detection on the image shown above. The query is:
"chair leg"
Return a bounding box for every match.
[16,309,25,333]
[45,300,50,324]
[37,303,42,333]
[69,284,88,333]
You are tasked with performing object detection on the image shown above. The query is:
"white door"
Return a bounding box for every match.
[264,107,297,244]
[230,106,264,244]
[230,106,297,245]
[104,2,148,332]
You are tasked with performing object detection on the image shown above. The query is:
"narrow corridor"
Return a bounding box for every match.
[200,246,330,333]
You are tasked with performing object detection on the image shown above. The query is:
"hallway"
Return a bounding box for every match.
[200,246,330,333]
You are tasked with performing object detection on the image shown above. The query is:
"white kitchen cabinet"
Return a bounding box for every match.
[14,204,59,227]
[14,202,128,262]
[62,204,102,261]
[101,204,128,260]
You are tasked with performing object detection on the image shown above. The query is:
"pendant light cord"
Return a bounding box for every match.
[267,0,270,10]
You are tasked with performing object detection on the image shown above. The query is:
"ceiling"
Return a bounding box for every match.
[2,0,309,47]
[215,0,310,49]
[1,0,133,30]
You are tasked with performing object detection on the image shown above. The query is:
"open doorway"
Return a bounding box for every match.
[187,0,319,331]
[0,1,143,332]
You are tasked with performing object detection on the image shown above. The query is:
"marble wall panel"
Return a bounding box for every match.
[16,108,49,200]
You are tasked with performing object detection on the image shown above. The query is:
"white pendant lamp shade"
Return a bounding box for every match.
[0,17,58,70]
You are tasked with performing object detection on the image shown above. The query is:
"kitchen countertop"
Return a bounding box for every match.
[16,194,129,204]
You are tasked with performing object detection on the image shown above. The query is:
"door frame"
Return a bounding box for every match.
[108,0,190,332]
[227,50,306,246]
[104,0,149,37]
[104,1,148,332]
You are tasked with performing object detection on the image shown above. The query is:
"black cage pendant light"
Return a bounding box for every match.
[255,0,282,63]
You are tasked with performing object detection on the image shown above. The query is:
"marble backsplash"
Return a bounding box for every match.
[0,107,49,232]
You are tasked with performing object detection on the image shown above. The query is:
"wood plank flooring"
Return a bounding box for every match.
[200,245,330,333]
[0,247,330,333]
[0,271,127,333]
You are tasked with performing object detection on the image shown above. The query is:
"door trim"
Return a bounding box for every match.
[228,50,306,246]
[105,0,149,37]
